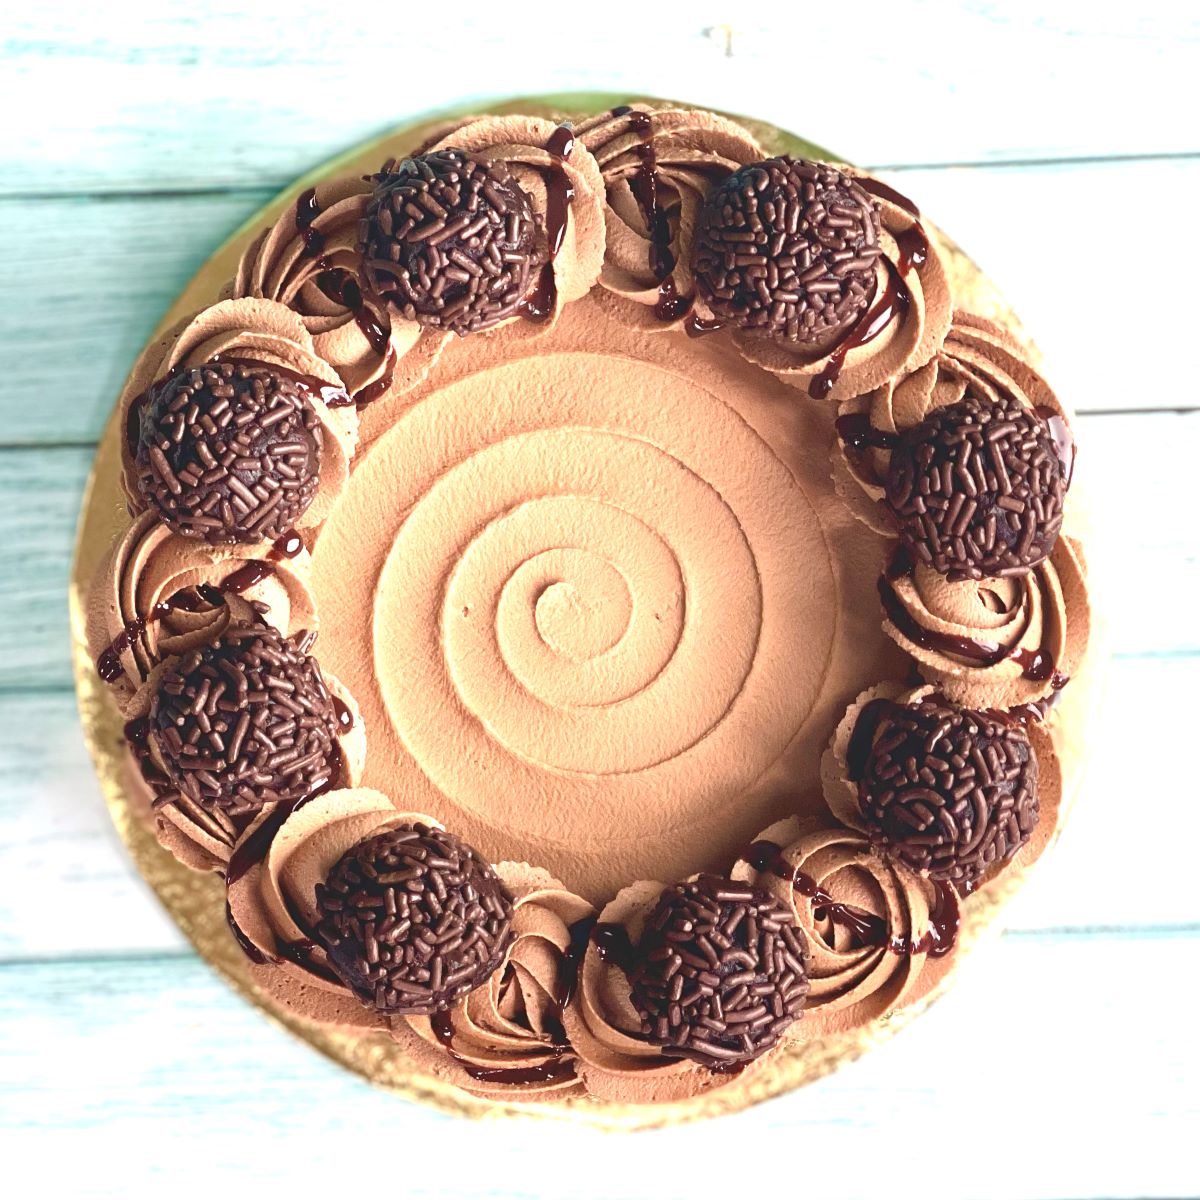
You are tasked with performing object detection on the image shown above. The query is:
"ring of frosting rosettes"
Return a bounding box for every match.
[92,103,1083,1103]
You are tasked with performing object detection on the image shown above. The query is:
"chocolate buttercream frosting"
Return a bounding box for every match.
[85,101,1095,1111]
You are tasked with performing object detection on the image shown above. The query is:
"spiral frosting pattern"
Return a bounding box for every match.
[312,343,840,898]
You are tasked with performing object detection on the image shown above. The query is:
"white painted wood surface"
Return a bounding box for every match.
[1,5,1197,1197]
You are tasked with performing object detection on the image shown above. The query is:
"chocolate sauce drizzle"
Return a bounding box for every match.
[429,1009,576,1087]
[518,123,577,323]
[620,111,695,323]
[878,547,1062,683]
[332,695,354,733]
[747,840,958,959]
[96,561,278,684]
[419,908,596,1086]
[856,177,930,275]
[290,190,395,405]
[809,259,910,400]
[221,783,343,982]
[590,921,638,973]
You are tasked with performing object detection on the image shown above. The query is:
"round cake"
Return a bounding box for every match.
[76,98,1096,1120]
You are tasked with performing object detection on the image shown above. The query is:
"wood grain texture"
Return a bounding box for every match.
[3,933,1197,1198]
[3,162,1199,448]
[1,653,1195,963]
[4,413,1196,692]
[4,2,1196,196]
[2,4,1197,1184]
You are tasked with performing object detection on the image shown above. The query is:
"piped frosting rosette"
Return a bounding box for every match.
[820,683,1064,891]
[729,814,951,1034]
[833,311,1074,537]
[880,533,1090,707]
[118,298,357,534]
[573,104,765,327]
[418,114,607,325]
[85,508,319,711]
[562,880,780,1104]
[398,865,594,1099]
[233,178,448,401]
[226,790,594,1099]
[729,168,951,401]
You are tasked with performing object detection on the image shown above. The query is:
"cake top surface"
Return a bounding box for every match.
[80,99,1093,1117]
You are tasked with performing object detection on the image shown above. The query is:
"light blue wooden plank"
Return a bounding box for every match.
[0,446,90,690]
[4,160,1198,450]
[1,3,1196,196]
[2,934,1196,1197]
[0,190,273,447]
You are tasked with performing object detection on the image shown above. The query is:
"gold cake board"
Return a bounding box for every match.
[71,93,1064,1129]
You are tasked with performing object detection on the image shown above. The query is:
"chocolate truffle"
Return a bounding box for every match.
[885,392,1067,580]
[315,824,514,1015]
[628,874,810,1069]
[857,699,1039,889]
[359,150,540,336]
[692,157,882,344]
[134,359,328,544]
[150,623,339,822]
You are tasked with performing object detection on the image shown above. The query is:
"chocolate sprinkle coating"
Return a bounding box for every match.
[886,392,1066,580]
[134,360,324,544]
[628,874,810,1069]
[692,158,882,344]
[150,623,340,822]
[858,699,1039,888]
[359,150,540,336]
[315,824,514,1015]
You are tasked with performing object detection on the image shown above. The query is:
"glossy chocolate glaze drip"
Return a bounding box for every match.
[748,840,958,958]
[429,1009,576,1087]
[289,189,395,402]
[809,259,910,400]
[518,123,576,324]
[833,413,902,487]
[313,269,390,355]
[221,782,343,981]
[345,346,397,407]
[835,413,899,451]
[561,917,596,1008]
[747,841,889,945]
[878,548,1060,682]
[856,177,930,275]
[269,530,303,560]
[844,697,903,781]
[95,560,277,683]
[620,111,695,323]
[590,921,639,973]
[684,312,726,338]
[332,694,354,733]
[295,187,325,257]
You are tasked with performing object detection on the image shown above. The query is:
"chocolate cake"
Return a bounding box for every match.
[82,101,1094,1111]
